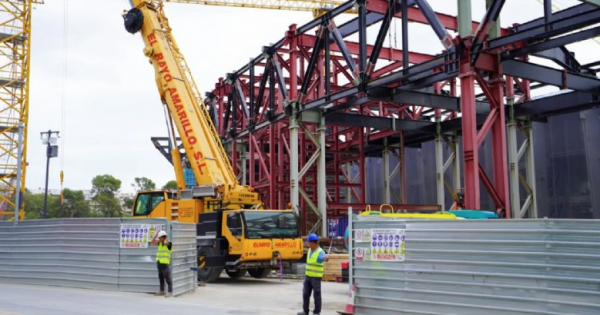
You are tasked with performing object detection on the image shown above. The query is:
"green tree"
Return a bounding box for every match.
[132,177,156,191]
[123,198,134,210]
[57,189,92,218]
[91,174,122,217]
[162,180,178,190]
[24,190,59,220]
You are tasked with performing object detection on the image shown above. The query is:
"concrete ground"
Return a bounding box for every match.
[0,277,348,315]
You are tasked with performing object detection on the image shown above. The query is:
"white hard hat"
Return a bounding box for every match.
[157,230,167,238]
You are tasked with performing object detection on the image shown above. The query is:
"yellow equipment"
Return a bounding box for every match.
[124,0,303,282]
[359,205,458,220]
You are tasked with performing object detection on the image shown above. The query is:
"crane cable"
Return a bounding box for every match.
[60,0,69,205]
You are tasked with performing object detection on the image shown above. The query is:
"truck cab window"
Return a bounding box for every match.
[151,192,165,210]
[227,213,243,237]
[134,194,151,216]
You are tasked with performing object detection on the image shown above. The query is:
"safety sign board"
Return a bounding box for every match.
[120,224,163,248]
[369,229,405,262]
[354,229,372,243]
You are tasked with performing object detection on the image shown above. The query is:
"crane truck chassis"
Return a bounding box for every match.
[123,0,304,282]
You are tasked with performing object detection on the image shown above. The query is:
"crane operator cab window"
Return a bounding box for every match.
[134,192,166,216]
[227,212,243,238]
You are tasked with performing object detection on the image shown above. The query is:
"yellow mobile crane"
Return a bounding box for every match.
[123,0,304,282]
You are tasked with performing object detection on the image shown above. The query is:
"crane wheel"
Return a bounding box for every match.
[197,247,223,283]
[248,267,272,279]
[225,269,247,278]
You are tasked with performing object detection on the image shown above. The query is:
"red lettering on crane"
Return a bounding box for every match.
[172,94,182,105]
[197,162,207,175]
[194,152,204,160]
[188,137,197,145]
[147,33,157,46]
[155,53,164,61]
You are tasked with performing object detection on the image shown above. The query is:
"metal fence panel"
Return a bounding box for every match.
[0,218,196,297]
[170,222,197,297]
[117,218,168,293]
[351,217,600,315]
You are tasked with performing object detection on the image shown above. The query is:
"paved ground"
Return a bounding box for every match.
[0,277,348,315]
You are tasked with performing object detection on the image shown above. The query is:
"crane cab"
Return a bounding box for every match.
[131,190,203,223]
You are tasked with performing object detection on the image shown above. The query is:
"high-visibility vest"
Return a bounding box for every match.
[305,247,324,278]
[156,242,172,265]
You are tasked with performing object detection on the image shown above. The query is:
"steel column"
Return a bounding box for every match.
[383,138,391,203]
[318,114,327,236]
[435,118,444,209]
[457,0,472,36]
[459,61,480,209]
[507,76,521,218]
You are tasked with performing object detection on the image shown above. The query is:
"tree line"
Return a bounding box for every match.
[25,175,178,219]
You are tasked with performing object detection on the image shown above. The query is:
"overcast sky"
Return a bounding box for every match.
[26,0,594,193]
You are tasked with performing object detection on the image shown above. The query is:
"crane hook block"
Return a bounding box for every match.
[124,8,144,34]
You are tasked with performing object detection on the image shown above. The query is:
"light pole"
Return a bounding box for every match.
[41,130,59,219]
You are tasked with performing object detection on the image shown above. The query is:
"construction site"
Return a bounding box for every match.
[0,0,599,314]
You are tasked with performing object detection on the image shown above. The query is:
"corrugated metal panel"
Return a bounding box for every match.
[0,218,195,297]
[118,218,168,293]
[0,218,121,291]
[170,222,197,296]
[351,218,600,315]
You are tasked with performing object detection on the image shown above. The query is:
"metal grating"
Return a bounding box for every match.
[350,217,600,315]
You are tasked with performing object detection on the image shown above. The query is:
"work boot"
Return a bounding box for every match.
[154,291,165,296]
[165,292,173,298]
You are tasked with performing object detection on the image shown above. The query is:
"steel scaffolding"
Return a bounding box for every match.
[152,0,600,232]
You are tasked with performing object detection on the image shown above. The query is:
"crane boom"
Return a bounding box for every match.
[126,0,259,209]
[164,0,350,13]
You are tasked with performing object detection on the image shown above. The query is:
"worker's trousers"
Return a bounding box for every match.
[157,262,173,293]
[302,276,322,314]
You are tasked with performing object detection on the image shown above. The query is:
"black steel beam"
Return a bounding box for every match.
[249,62,255,124]
[489,7,600,50]
[471,0,506,65]
[255,61,270,116]
[326,113,434,131]
[299,26,326,98]
[511,3,594,33]
[515,91,600,118]
[369,89,460,110]
[402,0,409,76]
[303,87,360,112]
[366,0,394,77]
[502,59,600,91]
[533,47,582,72]
[296,0,356,34]
[325,28,331,99]
[544,0,552,31]
[328,21,358,75]
[234,80,250,118]
[323,96,371,114]
[336,0,416,38]
[413,0,453,49]
[505,26,600,69]
[269,60,275,115]
[358,0,368,83]
[272,56,288,100]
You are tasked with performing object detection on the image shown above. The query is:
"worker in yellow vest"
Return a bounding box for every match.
[152,230,173,297]
[298,233,329,315]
